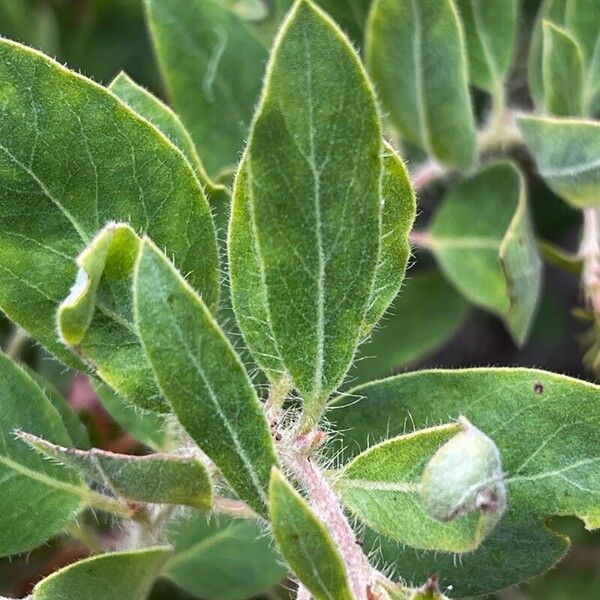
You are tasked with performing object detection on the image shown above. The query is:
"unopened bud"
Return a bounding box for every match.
[420,417,506,528]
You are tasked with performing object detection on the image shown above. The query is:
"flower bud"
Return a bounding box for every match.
[420,417,506,527]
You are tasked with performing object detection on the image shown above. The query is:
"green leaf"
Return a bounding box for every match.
[330,368,600,597]
[366,0,476,169]
[228,158,285,382]
[455,0,518,95]
[57,222,168,413]
[351,269,469,384]
[165,513,286,600]
[539,239,583,275]
[428,161,542,345]
[231,0,382,423]
[0,38,219,372]
[108,71,227,204]
[269,468,354,600]
[26,368,91,449]
[93,380,173,452]
[0,352,85,556]
[542,20,585,116]
[20,432,212,511]
[134,238,278,516]
[528,0,600,117]
[32,547,172,600]
[145,0,269,177]
[334,422,505,553]
[519,115,600,208]
[362,142,416,335]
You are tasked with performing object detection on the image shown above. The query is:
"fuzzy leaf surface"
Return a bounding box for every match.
[455,0,518,94]
[32,548,171,600]
[0,352,84,556]
[165,513,286,600]
[519,115,600,208]
[362,142,415,335]
[0,39,219,373]
[542,21,585,116]
[134,239,278,516]
[529,0,600,116]
[26,368,90,449]
[334,423,505,553]
[366,0,476,168]
[109,71,226,204]
[232,0,382,421]
[57,222,167,412]
[330,368,600,596]
[93,380,172,452]
[21,432,212,510]
[145,0,268,177]
[429,161,541,345]
[269,469,353,600]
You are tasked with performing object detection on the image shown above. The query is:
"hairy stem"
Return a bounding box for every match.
[4,326,29,361]
[409,229,434,250]
[580,207,600,315]
[212,496,257,520]
[284,451,372,600]
[411,160,446,191]
[296,583,311,600]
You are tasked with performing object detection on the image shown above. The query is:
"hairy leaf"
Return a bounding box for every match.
[32,548,172,600]
[362,142,416,335]
[519,115,600,208]
[529,0,600,116]
[93,380,173,452]
[455,0,518,95]
[542,21,585,116]
[0,352,84,556]
[26,368,90,449]
[0,38,219,373]
[134,238,278,516]
[20,432,212,511]
[57,222,167,412]
[165,513,286,600]
[366,0,476,168]
[228,159,285,382]
[109,71,227,204]
[429,161,542,345]
[351,269,468,384]
[145,0,268,177]
[335,422,505,553]
[330,368,600,596]
[232,0,382,423]
[269,468,353,600]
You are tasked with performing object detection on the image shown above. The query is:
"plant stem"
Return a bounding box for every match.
[296,583,311,600]
[212,496,257,520]
[284,452,372,600]
[409,229,434,250]
[580,207,600,315]
[477,106,523,155]
[4,326,28,360]
[84,489,136,519]
[265,375,292,422]
[411,160,446,191]
[65,521,104,553]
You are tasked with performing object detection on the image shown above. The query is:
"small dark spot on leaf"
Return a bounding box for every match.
[534,383,544,395]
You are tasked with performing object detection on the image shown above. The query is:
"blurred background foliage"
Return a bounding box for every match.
[0,0,598,598]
